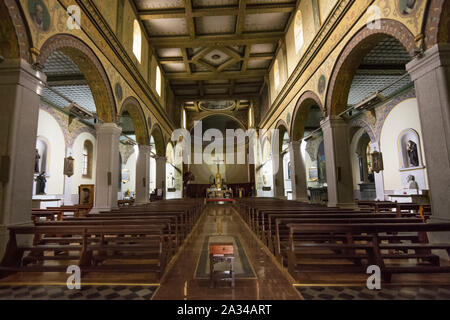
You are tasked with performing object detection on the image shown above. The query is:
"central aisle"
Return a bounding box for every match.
[153,204,302,300]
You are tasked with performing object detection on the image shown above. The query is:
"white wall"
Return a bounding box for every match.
[71,132,97,195]
[122,151,136,195]
[36,109,66,195]
[380,98,428,192]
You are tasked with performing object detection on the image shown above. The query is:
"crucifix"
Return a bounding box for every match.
[213,159,224,190]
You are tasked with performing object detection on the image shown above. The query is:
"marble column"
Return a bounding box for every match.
[63,147,74,205]
[369,142,385,201]
[135,145,150,205]
[289,141,308,202]
[91,123,122,213]
[406,43,450,231]
[155,156,167,198]
[321,116,355,208]
[0,59,46,257]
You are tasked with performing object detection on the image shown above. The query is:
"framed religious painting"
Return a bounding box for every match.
[79,184,94,206]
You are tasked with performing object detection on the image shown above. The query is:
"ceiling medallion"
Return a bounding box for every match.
[211,54,221,60]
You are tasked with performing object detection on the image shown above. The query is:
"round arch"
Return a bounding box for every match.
[190,113,247,132]
[326,19,416,116]
[275,119,290,153]
[120,96,149,145]
[291,91,324,142]
[151,123,165,157]
[0,0,31,62]
[424,0,450,48]
[37,34,116,123]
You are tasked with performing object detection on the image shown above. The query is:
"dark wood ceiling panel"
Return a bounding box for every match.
[133,0,295,102]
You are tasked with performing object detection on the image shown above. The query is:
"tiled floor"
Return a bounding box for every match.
[0,285,158,300]
[296,285,450,300]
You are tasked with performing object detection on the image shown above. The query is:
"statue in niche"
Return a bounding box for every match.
[35,172,46,195]
[168,172,175,189]
[406,140,419,167]
[34,149,41,173]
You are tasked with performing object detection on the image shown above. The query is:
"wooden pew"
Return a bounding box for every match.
[0,224,169,279]
[273,216,424,264]
[286,222,450,282]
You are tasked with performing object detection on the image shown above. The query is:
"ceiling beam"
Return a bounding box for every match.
[46,74,87,86]
[236,0,247,36]
[242,45,251,72]
[217,58,238,73]
[180,48,192,74]
[177,93,259,101]
[184,0,196,39]
[150,32,284,48]
[159,53,273,63]
[165,69,267,81]
[138,3,295,19]
[171,82,263,90]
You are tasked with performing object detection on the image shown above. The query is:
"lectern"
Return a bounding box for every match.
[209,243,235,288]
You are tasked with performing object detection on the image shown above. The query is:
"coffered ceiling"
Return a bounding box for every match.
[133,0,298,101]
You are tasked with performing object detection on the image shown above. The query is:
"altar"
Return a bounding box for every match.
[205,163,233,201]
[206,188,233,199]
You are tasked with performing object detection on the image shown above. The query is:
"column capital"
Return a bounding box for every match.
[406,43,450,81]
[0,58,46,93]
[320,115,347,129]
[95,122,122,135]
[138,144,151,154]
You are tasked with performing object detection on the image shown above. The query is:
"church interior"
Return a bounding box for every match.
[0,0,450,301]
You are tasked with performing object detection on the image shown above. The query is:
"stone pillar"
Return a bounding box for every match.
[135,145,150,205]
[406,43,450,229]
[289,141,308,202]
[272,154,285,198]
[0,59,46,256]
[91,123,122,213]
[63,147,74,205]
[370,142,385,201]
[321,116,355,208]
[155,156,166,198]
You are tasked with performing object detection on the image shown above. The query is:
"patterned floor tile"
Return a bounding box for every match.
[0,285,158,300]
[296,286,450,300]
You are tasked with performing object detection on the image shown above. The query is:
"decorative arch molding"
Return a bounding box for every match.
[424,0,450,48]
[2,0,31,62]
[291,90,324,142]
[120,96,150,145]
[374,90,416,142]
[69,127,97,149]
[348,118,376,143]
[151,123,166,157]
[326,19,416,116]
[37,34,116,123]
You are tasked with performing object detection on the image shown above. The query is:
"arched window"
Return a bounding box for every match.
[294,10,304,53]
[82,140,93,178]
[274,59,280,89]
[156,65,162,96]
[133,19,142,63]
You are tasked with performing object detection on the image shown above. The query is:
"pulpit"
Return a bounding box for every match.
[209,243,235,288]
